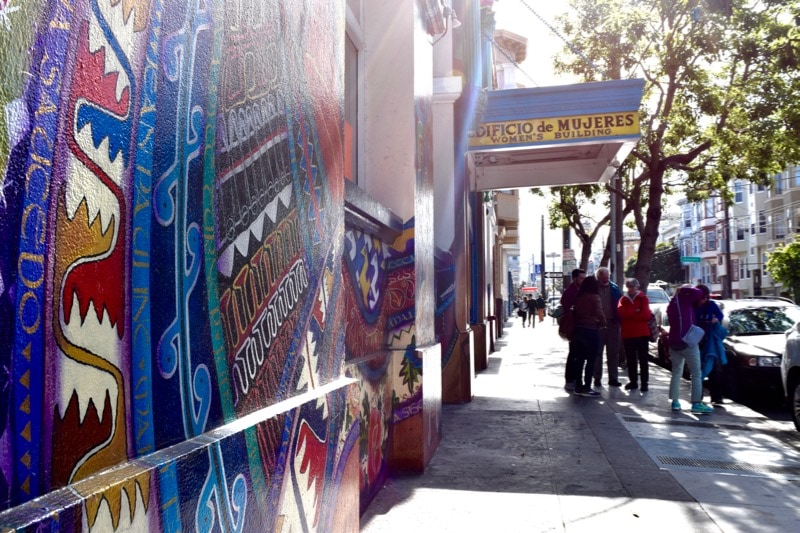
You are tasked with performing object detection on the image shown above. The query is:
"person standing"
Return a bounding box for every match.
[617,278,652,391]
[696,288,726,405]
[593,267,623,387]
[526,295,537,328]
[560,268,586,390]
[535,294,546,323]
[572,276,606,397]
[517,296,528,327]
[666,285,714,414]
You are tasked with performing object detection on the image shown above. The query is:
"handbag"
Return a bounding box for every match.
[647,313,659,342]
[681,324,705,347]
[558,308,575,340]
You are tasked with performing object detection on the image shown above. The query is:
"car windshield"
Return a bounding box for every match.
[645,288,670,303]
[726,306,800,335]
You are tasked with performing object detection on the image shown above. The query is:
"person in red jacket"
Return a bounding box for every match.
[617,278,652,392]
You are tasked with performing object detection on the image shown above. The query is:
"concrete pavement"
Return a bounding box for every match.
[361,317,800,532]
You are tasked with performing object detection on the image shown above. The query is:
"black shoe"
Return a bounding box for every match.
[641,384,649,392]
[625,382,638,390]
[608,381,622,387]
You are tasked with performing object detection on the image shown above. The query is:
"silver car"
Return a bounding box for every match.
[645,287,670,330]
[782,320,800,431]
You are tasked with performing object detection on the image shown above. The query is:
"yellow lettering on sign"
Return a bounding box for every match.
[468,112,639,148]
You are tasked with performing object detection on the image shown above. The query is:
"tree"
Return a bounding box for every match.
[766,241,800,301]
[535,186,609,270]
[554,0,800,291]
[625,243,683,282]
[650,243,684,284]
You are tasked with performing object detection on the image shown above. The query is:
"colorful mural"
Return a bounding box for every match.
[0,0,361,530]
[342,224,421,509]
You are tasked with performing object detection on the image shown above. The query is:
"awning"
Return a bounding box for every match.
[468,79,645,190]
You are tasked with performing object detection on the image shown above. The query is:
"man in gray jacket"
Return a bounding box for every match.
[593,267,623,387]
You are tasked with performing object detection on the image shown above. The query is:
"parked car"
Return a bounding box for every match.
[645,286,670,328]
[547,296,561,317]
[651,298,800,402]
[781,321,800,431]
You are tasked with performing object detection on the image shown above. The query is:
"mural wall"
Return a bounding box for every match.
[0,0,362,530]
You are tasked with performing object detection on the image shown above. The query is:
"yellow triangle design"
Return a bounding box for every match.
[20,395,30,415]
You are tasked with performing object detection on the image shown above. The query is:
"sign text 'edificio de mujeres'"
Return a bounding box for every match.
[469,111,639,148]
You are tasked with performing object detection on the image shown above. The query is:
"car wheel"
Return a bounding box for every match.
[790,378,800,432]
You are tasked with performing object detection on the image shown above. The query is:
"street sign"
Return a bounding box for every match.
[681,256,701,263]
[544,272,563,279]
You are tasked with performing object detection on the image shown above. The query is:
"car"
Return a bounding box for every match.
[547,296,561,317]
[781,321,800,431]
[651,298,800,402]
[645,286,670,328]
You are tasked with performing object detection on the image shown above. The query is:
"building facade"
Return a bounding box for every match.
[676,171,800,299]
[0,0,643,529]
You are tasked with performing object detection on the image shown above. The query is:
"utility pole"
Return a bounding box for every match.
[612,168,624,286]
[563,225,571,294]
[540,214,546,296]
[724,202,733,298]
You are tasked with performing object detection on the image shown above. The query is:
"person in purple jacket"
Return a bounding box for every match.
[666,284,713,414]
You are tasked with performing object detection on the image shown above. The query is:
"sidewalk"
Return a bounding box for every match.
[361,317,800,532]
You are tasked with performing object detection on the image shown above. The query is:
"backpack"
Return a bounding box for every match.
[557,307,575,340]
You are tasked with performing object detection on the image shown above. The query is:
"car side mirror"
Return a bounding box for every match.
[795,321,800,333]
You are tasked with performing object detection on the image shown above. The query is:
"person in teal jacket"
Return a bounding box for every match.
[696,293,727,405]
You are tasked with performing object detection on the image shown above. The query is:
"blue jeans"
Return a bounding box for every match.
[572,326,601,390]
[669,343,703,403]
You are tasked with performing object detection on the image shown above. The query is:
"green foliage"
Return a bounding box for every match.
[651,243,684,284]
[625,254,636,278]
[766,240,800,300]
[399,345,421,394]
[553,0,800,287]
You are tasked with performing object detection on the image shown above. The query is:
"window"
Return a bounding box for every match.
[704,199,714,218]
[736,218,745,241]
[683,210,692,229]
[706,229,716,251]
[759,210,767,234]
[711,264,717,284]
[775,172,784,194]
[775,213,786,240]
[732,258,740,282]
[751,212,756,235]
[345,2,364,185]
[734,181,743,203]
[794,167,800,187]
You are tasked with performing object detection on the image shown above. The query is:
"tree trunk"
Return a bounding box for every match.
[634,165,664,293]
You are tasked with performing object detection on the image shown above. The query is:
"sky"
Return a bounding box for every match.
[492,0,579,88]
[491,1,598,284]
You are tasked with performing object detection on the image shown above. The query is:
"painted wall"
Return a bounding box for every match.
[0,0,365,530]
